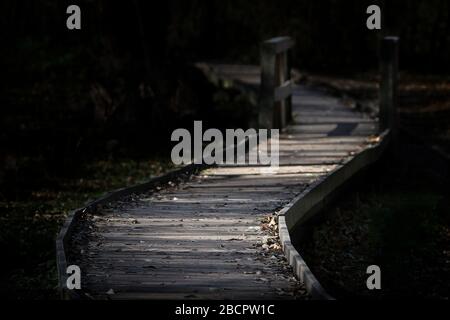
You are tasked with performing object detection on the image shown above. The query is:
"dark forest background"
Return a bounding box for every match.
[0,0,449,298]
[1,0,450,193]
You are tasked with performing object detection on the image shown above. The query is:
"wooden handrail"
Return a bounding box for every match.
[259,36,295,129]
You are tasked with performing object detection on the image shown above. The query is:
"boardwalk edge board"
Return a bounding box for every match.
[55,162,209,299]
[277,129,391,300]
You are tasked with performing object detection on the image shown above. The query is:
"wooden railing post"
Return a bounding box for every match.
[260,46,276,129]
[379,36,399,134]
[259,36,294,129]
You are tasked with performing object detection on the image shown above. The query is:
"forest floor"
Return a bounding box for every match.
[299,72,450,299]
[0,157,173,299]
[301,153,450,299]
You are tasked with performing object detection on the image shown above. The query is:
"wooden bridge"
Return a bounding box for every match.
[57,36,398,300]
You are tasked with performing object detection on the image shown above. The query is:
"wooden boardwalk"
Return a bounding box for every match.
[67,67,378,299]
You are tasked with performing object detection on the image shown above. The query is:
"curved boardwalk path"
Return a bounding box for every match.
[67,65,377,300]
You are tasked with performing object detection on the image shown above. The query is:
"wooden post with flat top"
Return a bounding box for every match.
[259,36,295,129]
